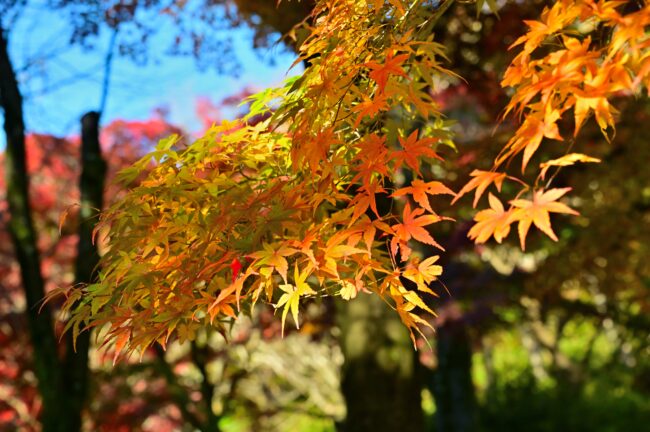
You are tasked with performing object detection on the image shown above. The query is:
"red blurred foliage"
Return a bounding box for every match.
[0,113,184,431]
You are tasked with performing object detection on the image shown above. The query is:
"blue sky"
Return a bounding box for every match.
[1,2,300,147]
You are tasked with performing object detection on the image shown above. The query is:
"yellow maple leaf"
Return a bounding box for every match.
[573,94,617,137]
[250,242,298,282]
[539,153,601,179]
[276,265,316,334]
[339,280,358,300]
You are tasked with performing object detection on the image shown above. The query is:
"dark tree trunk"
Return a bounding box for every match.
[191,341,222,432]
[0,25,67,432]
[1,26,103,431]
[62,111,106,432]
[336,294,424,432]
[431,316,478,432]
[153,345,206,431]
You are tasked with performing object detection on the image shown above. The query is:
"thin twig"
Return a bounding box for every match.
[98,28,119,117]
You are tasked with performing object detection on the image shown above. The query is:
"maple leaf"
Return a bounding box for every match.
[177,323,197,344]
[417,255,443,287]
[249,242,298,282]
[349,179,386,224]
[352,93,389,126]
[500,106,563,171]
[350,134,391,187]
[509,3,580,56]
[468,193,514,244]
[365,51,410,92]
[339,280,358,300]
[112,329,131,365]
[289,229,318,265]
[393,130,443,175]
[522,107,563,170]
[573,95,616,137]
[510,188,579,250]
[539,153,601,180]
[452,170,507,207]
[394,297,434,347]
[327,244,368,258]
[393,179,455,214]
[391,203,445,261]
[390,282,436,338]
[208,285,237,323]
[276,265,316,333]
[230,257,243,282]
[402,255,442,295]
[407,81,440,119]
[304,127,339,174]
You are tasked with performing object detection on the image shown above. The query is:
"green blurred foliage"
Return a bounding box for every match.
[473,321,650,432]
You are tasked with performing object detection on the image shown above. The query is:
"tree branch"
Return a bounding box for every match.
[191,340,221,432]
[99,28,118,117]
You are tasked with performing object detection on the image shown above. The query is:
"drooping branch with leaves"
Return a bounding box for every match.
[55,0,650,359]
[460,0,650,248]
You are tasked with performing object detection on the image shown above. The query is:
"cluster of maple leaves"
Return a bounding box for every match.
[463,0,650,249]
[56,0,650,358]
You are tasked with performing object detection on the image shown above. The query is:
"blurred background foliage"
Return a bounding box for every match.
[0,0,648,431]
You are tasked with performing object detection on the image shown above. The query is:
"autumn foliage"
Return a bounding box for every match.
[55,0,650,358]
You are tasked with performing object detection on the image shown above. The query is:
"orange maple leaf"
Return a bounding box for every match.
[452,170,507,208]
[352,93,389,127]
[365,51,410,92]
[391,203,444,261]
[510,187,579,250]
[208,285,237,323]
[393,130,443,175]
[468,193,514,244]
[305,127,338,174]
[402,255,442,296]
[499,106,563,171]
[350,134,390,187]
[509,3,581,56]
[289,229,318,265]
[349,179,386,224]
[392,179,455,214]
[112,329,131,365]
